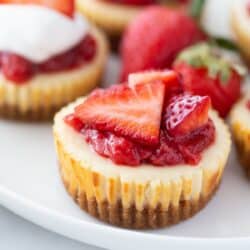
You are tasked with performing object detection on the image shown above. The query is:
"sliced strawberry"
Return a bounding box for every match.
[165,94,211,137]
[64,114,84,132]
[173,62,242,118]
[1,52,33,83]
[128,70,183,100]
[0,0,74,17]
[74,82,166,146]
[120,6,206,81]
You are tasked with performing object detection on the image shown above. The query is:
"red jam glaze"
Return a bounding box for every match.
[0,34,96,84]
[246,100,250,110]
[64,113,215,167]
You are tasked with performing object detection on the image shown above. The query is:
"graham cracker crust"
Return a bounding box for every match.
[59,164,219,230]
[232,131,250,179]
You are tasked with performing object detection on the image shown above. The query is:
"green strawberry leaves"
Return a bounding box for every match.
[189,0,206,21]
[176,42,246,83]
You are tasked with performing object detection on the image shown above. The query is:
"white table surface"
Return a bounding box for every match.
[0,205,103,250]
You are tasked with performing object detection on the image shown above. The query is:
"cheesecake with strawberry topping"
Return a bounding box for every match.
[54,70,231,229]
[76,0,191,37]
[0,0,108,120]
[230,92,250,178]
[173,42,246,118]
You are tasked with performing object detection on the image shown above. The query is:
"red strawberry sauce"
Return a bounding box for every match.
[246,100,250,110]
[0,34,96,83]
[64,112,215,167]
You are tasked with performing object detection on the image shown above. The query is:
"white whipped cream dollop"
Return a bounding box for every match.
[201,0,247,40]
[0,5,89,63]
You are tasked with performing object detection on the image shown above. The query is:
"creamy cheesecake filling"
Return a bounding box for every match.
[231,1,250,40]
[54,98,230,187]
[230,92,250,131]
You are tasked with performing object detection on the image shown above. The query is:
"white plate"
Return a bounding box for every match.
[1,55,250,250]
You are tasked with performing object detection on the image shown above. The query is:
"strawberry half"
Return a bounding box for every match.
[0,0,74,17]
[120,6,206,81]
[128,70,183,100]
[165,94,211,137]
[75,81,166,146]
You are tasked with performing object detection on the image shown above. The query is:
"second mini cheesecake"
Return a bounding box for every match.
[0,1,108,120]
[231,1,250,63]
[230,92,250,178]
[54,70,231,229]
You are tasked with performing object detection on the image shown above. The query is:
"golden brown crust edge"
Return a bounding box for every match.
[231,122,250,178]
[0,27,108,121]
[55,132,224,229]
[231,7,250,63]
[0,67,101,121]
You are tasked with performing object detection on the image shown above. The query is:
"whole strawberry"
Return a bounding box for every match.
[120,6,205,81]
[173,42,245,117]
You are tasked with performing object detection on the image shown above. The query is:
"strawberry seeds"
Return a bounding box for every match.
[65,71,215,167]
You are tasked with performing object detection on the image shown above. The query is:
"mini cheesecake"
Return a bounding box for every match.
[0,2,108,120]
[230,93,250,178]
[231,1,250,63]
[54,71,231,229]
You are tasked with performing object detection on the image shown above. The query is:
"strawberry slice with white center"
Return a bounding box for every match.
[75,81,166,146]
[165,94,211,137]
[128,70,180,87]
[0,0,74,17]
[128,70,183,99]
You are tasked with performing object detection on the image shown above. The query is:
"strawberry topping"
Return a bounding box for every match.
[75,81,166,146]
[1,53,34,83]
[66,71,215,167]
[128,70,183,100]
[165,94,211,136]
[0,34,96,84]
[64,114,84,132]
[0,0,74,17]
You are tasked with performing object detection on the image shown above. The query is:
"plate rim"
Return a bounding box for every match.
[1,184,250,249]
